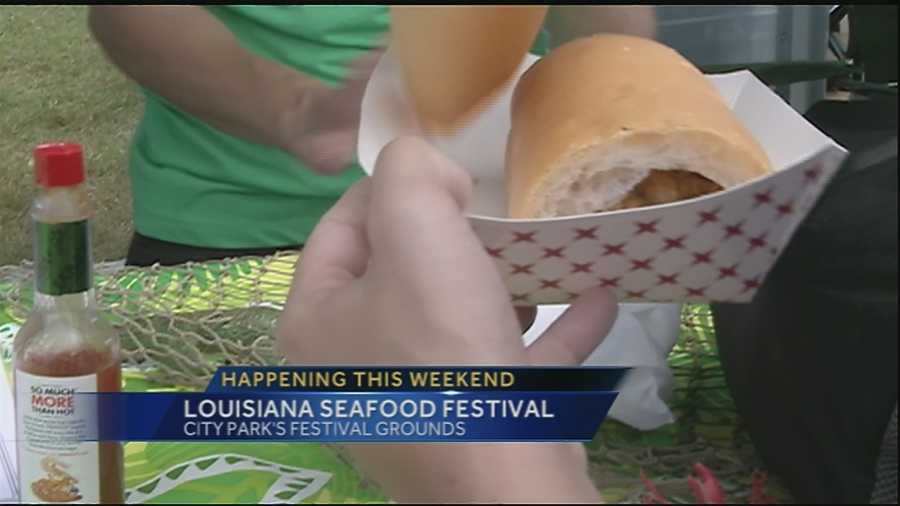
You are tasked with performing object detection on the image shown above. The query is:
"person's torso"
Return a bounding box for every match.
[130,6,548,249]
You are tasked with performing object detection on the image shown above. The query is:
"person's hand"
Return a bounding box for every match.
[276,135,618,367]
[280,50,383,174]
[275,136,619,503]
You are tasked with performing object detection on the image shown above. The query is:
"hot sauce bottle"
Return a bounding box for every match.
[13,143,124,504]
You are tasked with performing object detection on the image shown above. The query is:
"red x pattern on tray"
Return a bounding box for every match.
[472,153,841,305]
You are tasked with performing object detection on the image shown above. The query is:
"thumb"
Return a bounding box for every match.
[527,287,619,366]
[367,136,475,267]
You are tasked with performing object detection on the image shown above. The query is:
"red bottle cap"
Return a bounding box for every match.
[34,143,85,187]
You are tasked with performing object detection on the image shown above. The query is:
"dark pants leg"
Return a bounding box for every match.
[712,96,898,504]
[125,233,300,267]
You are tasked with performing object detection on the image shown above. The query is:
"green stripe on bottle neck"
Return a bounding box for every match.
[34,220,93,295]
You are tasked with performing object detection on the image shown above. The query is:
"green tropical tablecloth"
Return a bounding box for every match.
[0,254,792,504]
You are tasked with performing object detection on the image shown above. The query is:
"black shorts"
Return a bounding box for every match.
[125,233,300,267]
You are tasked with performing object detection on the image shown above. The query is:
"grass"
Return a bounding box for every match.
[0,5,141,266]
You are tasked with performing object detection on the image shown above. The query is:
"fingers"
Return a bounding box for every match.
[299,130,360,175]
[527,287,618,365]
[290,178,373,300]
[366,136,520,310]
[291,49,383,175]
[345,48,385,87]
[276,178,372,358]
[298,50,383,174]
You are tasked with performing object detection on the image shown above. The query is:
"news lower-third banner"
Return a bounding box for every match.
[50,367,630,443]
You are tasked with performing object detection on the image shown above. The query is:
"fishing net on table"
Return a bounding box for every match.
[0,252,794,504]
[0,253,297,386]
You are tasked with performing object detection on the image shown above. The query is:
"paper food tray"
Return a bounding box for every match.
[358,51,848,305]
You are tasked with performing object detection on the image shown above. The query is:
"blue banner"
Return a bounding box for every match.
[82,391,618,443]
[25,367,629,444]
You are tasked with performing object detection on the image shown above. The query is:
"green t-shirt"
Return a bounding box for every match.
[129,6,549,249]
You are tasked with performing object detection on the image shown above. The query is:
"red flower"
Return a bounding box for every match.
[688,463,725,504]
[640,463,773,504]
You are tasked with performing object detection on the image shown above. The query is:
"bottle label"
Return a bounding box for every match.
[34,220,92,296]
[14,371,99,504]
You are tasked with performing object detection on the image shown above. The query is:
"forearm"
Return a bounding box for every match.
[88,5,311,150]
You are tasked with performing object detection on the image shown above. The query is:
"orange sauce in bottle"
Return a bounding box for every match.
[13,143,124,504]
[17,349,123,503]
